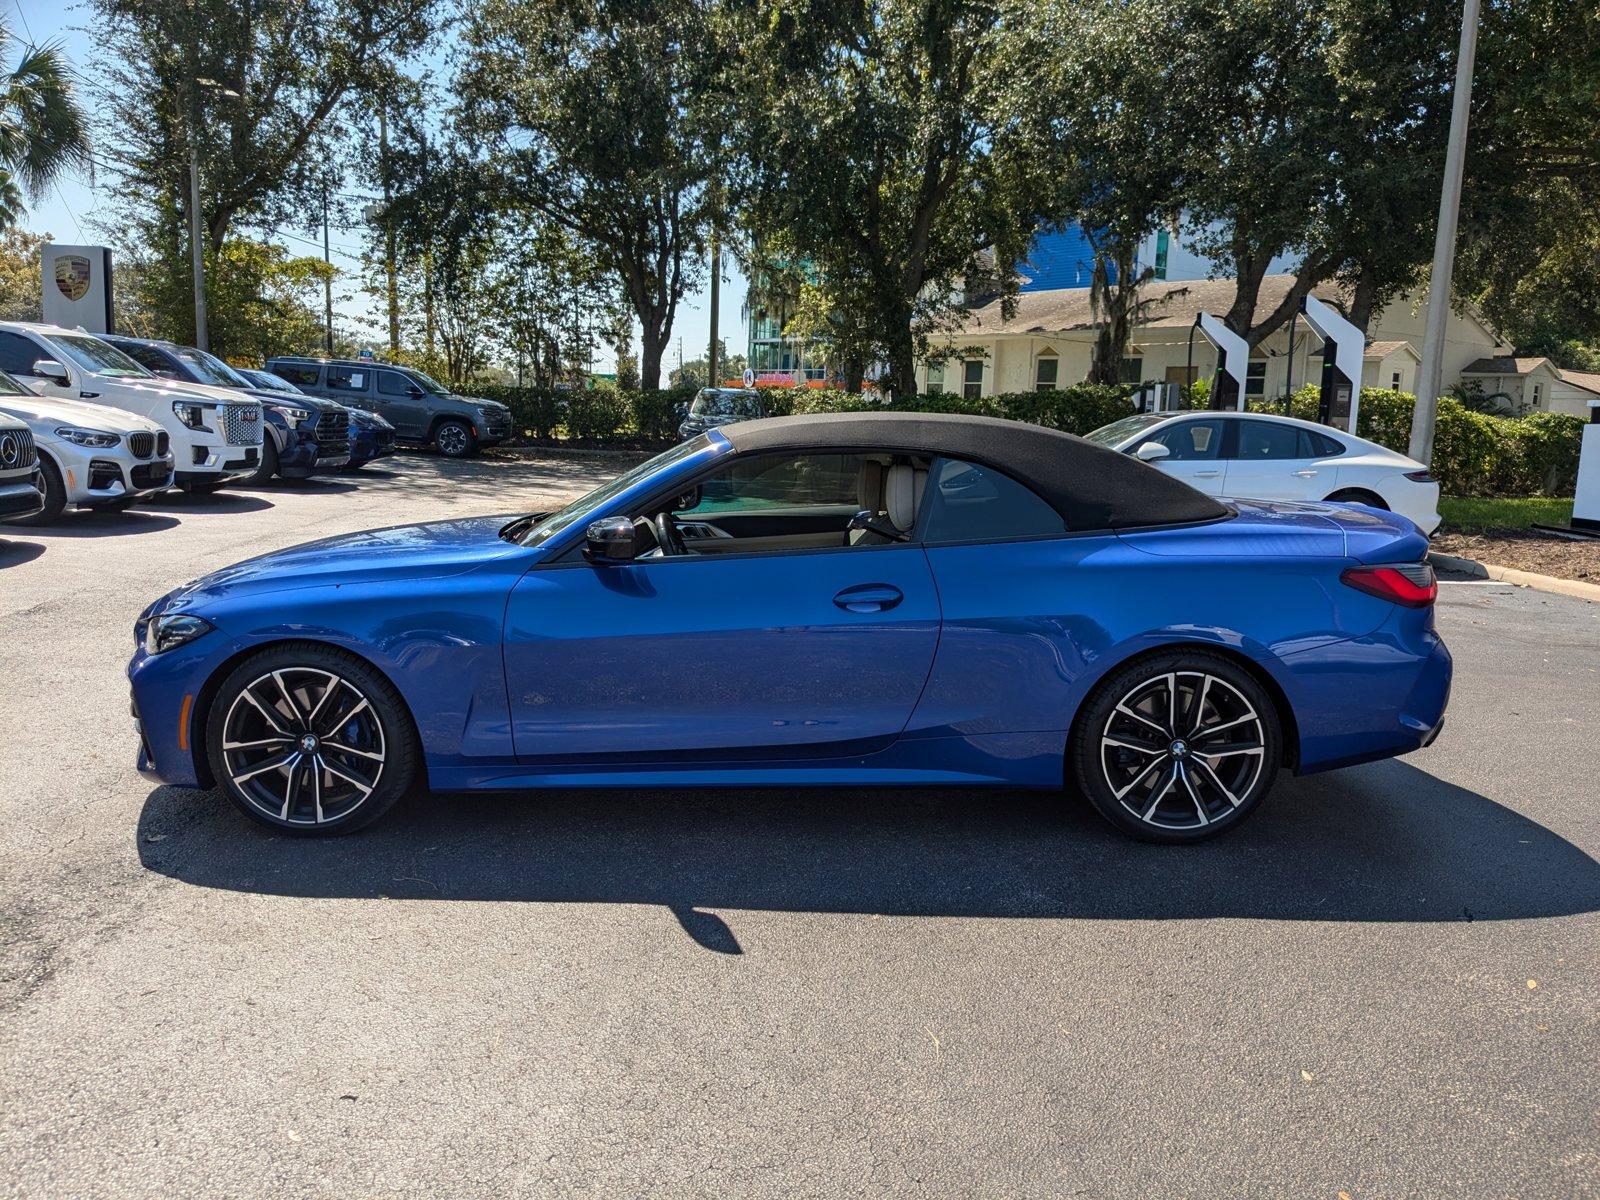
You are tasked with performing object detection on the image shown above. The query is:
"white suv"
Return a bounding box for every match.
[0,368,174,521]
[0,322,262,493]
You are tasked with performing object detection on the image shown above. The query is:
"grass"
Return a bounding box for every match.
[1438,496,1575,533]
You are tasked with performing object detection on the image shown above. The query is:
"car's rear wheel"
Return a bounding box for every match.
[1325,487,1388,509]
[206,645,419,835]
[14,456,65,524]
[1070,650,1282,843]
[434,418,476,458]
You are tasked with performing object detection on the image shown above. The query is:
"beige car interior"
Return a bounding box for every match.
[633,452,933,557]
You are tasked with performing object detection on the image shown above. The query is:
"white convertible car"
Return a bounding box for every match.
[1084,410,1441,535]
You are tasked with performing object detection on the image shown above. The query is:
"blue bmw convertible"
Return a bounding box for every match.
[129,411,1451,843]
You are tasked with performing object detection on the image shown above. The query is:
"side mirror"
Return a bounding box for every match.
[1135,441,1171,462]
[32,359,69,387]
[847,508,910,543]
[407,384,425,396]
[584,516,637,564]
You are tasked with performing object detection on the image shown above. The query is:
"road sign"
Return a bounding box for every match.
[742,367,755,387]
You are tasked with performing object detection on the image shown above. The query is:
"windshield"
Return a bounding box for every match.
[0,368,28,396]
[181,348,251,388]
[400,367,449,394]
[690,389,762,418]
[512,437,709,548]
[1083,413,1170,447]
[49,334,152,378]
[245,369,303,394]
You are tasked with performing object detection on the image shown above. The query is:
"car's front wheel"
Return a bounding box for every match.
[434,418,476,458]
[13,456,66,524]
[1070,650,1282,843]
[206,645,419,835]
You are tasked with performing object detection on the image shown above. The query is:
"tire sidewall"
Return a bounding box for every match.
[16,455,66,524]
[205,644,417,836]
[1071,649,1283,844]
[434,419,475,458]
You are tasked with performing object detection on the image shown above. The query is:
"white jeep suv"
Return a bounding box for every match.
[0,322,262,493]
[0,367,174,521]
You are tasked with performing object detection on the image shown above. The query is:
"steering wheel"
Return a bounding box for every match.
[655,511,688,556]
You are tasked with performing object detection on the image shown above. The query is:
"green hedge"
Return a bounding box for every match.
[1248,386,1583,497]
[472,383,696,445]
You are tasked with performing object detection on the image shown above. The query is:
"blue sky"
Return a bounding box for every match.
[8,0,748,375]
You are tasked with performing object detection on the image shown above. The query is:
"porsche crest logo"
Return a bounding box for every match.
[54,254,93,302]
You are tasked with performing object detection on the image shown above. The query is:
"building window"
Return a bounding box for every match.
[1245,358,1267,397]
[926,362,945,396]
[1119,357,1144,384]
[1391,371,1402,391]
[1035,356,1058,392]
[962,359,983,400]
[1532,382,1542,408]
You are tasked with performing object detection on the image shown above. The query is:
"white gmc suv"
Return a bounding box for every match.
[0,322,263,493]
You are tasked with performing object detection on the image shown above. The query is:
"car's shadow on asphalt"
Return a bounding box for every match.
[141,491,275,514]
[136,758,1600,953]
[0,538,46,566]
[18,511,180,537]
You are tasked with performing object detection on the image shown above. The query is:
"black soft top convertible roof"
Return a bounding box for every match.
[717,411,1229,531]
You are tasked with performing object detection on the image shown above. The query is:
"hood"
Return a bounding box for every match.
[155,515,528,609]
[0,394,162,434]
[114,376,255,406]
[457,393,509,411]
[247,388,342,413]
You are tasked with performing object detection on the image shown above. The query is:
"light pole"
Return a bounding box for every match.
[1410,0,1482,465]
[187,77,239,353]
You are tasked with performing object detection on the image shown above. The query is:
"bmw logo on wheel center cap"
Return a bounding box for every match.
[299,733,320,754]
[1171,739,1189,759]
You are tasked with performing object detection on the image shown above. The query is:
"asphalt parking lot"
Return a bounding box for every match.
[2,452,1597,1199]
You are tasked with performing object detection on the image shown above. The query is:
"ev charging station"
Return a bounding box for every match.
[1300,294,1365,433]
[1193,312,1248,411]
[1573,402,1600,533]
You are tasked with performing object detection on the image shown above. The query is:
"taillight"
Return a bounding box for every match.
[1403,470,1434,483]
[1341,562,1437,607]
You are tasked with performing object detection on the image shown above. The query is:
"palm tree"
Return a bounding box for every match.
[0,15,92,229]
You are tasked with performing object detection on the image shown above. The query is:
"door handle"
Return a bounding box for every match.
[1193,469,1221,478]
[1293,469,1318,478]
[833,583,904,613]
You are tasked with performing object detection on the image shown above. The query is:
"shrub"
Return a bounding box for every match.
[631,387,695,442]
[471,383,563,440]
[564,388,629,442]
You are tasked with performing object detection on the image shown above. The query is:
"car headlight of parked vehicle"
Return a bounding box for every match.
[172,400,209,430]
[54,426,122,448]
[142,613,215,655]
[280,406,313,427]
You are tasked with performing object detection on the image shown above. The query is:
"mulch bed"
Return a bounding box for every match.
[1433,530,1600,583]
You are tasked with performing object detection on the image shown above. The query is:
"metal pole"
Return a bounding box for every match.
[188,85,208,352]
[322,190,334,353]
[1410,0,1481,464]
[378,100,399,353]
[707,236,720,385]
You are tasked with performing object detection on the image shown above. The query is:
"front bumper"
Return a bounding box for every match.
[349,426,397,465]
[128,627,244,787]
[0,471,43,520]
[71,453,175,507]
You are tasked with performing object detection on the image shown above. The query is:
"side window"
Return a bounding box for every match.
[274,363,322,387]
[921,458,1065,544]
[377,371,413,396]
[1148,418,1222,461]
[676,453,863,516]
[1234,419,1301,460]
[1300,429,1345,458]
[326,367,370,393]
[0,332,43,376]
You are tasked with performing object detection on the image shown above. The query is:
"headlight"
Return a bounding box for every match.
[172,400,209,429]
[54,426,121,448]
[143,613,215,655]
[282,406,313,426]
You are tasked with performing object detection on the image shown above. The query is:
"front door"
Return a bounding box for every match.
[373,369,430,437]
[1142,416,1227,496]
[503,545,941,762]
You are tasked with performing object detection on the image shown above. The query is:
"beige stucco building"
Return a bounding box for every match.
[918,274,1520,409]
[1456,357,1600,418]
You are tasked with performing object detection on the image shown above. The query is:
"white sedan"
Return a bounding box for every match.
[1084,410,1441,534]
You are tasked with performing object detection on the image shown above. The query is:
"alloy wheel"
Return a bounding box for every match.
[220,667,386,826]
[436,423,469,456]
[1099,670,1266,831]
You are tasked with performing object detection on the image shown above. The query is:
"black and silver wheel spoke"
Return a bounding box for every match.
[1100,670,1265,831]
[221,666,386,826]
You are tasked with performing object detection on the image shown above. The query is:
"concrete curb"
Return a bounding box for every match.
[1429,550,1600,604]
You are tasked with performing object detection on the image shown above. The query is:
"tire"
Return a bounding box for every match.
[13,456,66,525]
[205,643,420,835]
[433,418,476,458]
[246,436,280,485]
[1325,488,1389,510]
[1069,649,1282,843]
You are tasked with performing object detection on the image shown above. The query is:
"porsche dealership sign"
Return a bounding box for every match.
[41,244,114,333]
